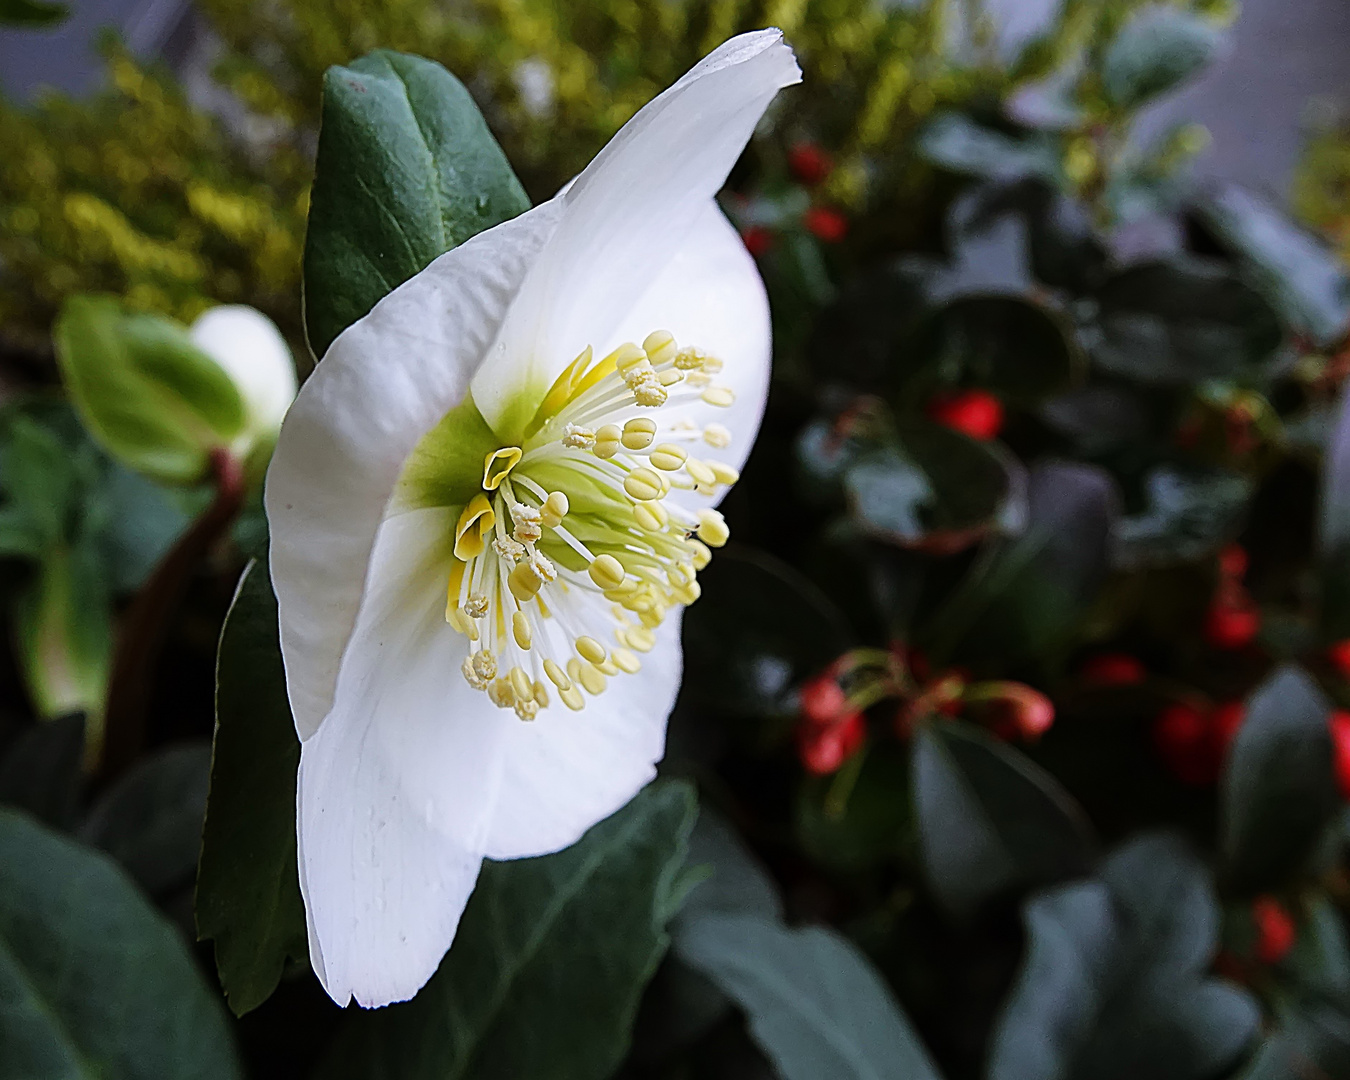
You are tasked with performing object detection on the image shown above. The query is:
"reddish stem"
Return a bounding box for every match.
[97,448,246,782]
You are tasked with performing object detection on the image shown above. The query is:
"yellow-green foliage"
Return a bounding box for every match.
[0,47,309,349]
[1294,123,1350,268]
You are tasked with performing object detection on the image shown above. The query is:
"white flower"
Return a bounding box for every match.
[265,30,800,1009]
[189,304,298,460]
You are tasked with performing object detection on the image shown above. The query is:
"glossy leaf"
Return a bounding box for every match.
[1101,9,1224,111]
[195,560,306,1017]
[678,913,943,1080]
[1202,186,1350,348]
[0,807,242,1079]
[319,781,697,1080]
[918,113,1058,182]
[680,808,783,925]
[1320,382,1350,635]
[913,721,1095,918]
[1115,466,1253,570]
[989,835,1259,1080]
[303,50,531,357]
[1221,665,1338,894]
[53,296,247,485]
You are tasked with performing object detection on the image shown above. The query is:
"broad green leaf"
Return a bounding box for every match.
[913,721,1095,918]
[1320,382,1350,635]
[0,807,242,1079]
[678,913,943,1080]
[1221,665,1338,894]
[0,0,67,26]
[906,295,1081,404]
[195,559,306,1017]
[53,296,247,485]
[1,412,79,548]
[82,744,211,896]
[1238,1007,1350,1080]
[1101,9,1224,110]
[1089,258,1284,385]
[1202,186,1350,348]
[303,49,531,358]
[92,463,190,593]
[319,781,697,1080]
[918,113,1059,182]
[681,808,783,924]
[0,714,84,829]
[989,835,1259,1080]
[1115,466,1253,570]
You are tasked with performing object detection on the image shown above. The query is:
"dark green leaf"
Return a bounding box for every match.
[913,721,1095,918]
[1221,665,1338,893]
[0,807,242,1079]
[1239,1007,1350,1080]
[93,464,190,593]
[907,295,1080,404]
[195,560,306,1017]
[1089,259,1284,385]
[796,744,912,872]
[1101,9,1224,110]
[1202,186,1350,348]
[0,714,84,829]
[1040,385,1151,456]
[53,296,246,484]
[81,744,211,896]
[0,0,67,26]
[319,781,697,1080]
[1320,379,1350,635]
[678,913,943,1080]
[918,114,1059,183]
[989,835,1259,1080]
[681,808,783,924]
[303,49,531,357]
[1115,466,1253,569]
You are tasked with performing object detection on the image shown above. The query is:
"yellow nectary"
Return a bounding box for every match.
[438,330,740,718]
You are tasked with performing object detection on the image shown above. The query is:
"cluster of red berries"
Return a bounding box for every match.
[1251,896,1297,965]
[796,667,867,776]
[1152,698,1245,787]
[740,142,848,259]
[925,389,1005,442]
[1205,545,1261,650]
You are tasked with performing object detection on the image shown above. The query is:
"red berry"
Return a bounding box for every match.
[1204,599,1260,650]
[927,390,1005,442]
[1080,652,1147,686]
[1211,700,1245,758]
[798,711,866,775]
[799,673,848,727]
[804,206,848,243]
[1252,897,1296,964]
[1330,709,1350,800]
[1218,544,1249,580]
[741,225,775,257]
[1154,702,1216,786]
[1327,640,1350,679]
[788,142,833,185]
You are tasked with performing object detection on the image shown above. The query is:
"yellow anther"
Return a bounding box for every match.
[596,657,620,676]
[540,491,569,528]
[643,330,678,365]
[685,458,717,486]
[649,443,688,472]
[487,678,516,709]
[709,461,740,485]
[667,563,695,588]
[483,446,523,490]
[621,417,658,450]
[588,554,626,591]
[624,468,664,502]
[658,369,684,386]
[701,386,735,407]
[674,347,705,370]
[562,424,596,449]
[567,658,583,683]
[673,580,701,604]
[613,648,641,674]
[594,423,622,459]
[639,607,664,629]
[510,666,535,703]
[454,494,495,559]
[634,501,668,532]
[703,423,732,448]
[447,606,480,640]
[472,649,498,681]
[696,508,730,547]
[544,659,571,691]
[532,680,550,708]
[625,626,657,652]
[463,594,489,619]
[577,636,607,664]
[561,686,586,711]
[515,699,539,721]
[631,374,668,407]
[512,611,532,650]
[685,371,711,388]
[610,342,648,374]
[508,561,544,602]
[510,502,542,544]
[687,538,712,570]
[577,662,607,696]
[461,654,488,689]
[701,355,724,374]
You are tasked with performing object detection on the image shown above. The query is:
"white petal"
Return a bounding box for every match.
[266,202,561,739]
[472,29,800,433]
[606,203,771,486]
[484,611,683,860]
[297,509,507,1008]
[190,305,298,442]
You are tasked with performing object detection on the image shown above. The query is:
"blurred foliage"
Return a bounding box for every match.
[1294,116,1350,269]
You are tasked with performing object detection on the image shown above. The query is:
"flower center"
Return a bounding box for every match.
[447,330,738,719]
